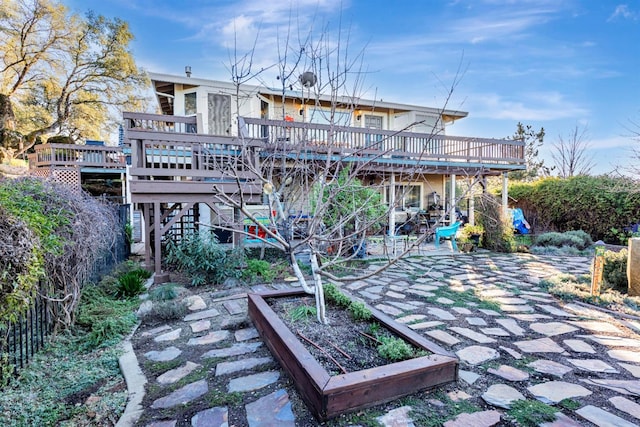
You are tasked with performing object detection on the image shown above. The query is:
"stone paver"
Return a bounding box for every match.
[619,363,640,378]
[151,379,208,409]
[449,327,496,344]
[576,405,638,427]
[376,405,414,427]
[129,253,640,427]
[443,410,501,427]
[495,318,525,336]
[183,308,220,321]
[563,339,595,353]
[425,329,461,346]
[528,359,573,377]
[154,328,182,342]
[215,356,273,376]
[513,337,566,353]
[529,322,577,336]
[527,381,592,404]
[482,384,524,409]
[191,407,228,427]
[228,371,280,392]
[202,342,262,359]
[157,361,201,384]
[609,396,640,420]
[190,319,211,333]
[245,389,295,426]
[187,330,230,346]
[144,346,182,362]
[568,359,618,374]
[487,365,529,381]
[456,345,500,365]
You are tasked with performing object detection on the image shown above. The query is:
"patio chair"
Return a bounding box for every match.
[434,221,461,252]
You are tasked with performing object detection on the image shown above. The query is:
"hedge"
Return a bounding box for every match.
[507,176,640,243]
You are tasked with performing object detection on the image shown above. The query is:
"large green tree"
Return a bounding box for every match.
[508,122,548,181]
[0,0,148,161]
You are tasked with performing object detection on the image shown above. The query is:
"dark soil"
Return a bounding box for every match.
[267,295,427,376]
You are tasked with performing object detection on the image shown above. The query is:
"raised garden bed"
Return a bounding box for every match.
[248,288,458,421]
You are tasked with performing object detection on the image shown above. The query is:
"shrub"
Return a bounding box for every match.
[534,230,592,250]
[165,232,245,286]
[149,284,179,301]
[140,301,187,322]
[0,177,121,327]
[242,259,277,283]
[376,336,414,361]
[508,176,640,242]
[75,286,138,348]
[476,194,514,252]
[324,283,351,308]
[348,301,372,321]
[603,249,628,292]
[115,271,146,298]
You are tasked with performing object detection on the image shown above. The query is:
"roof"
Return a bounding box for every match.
[148,72,468,122]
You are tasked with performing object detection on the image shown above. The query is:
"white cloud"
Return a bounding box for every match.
[464,91,589,121]
[608,4,639,21]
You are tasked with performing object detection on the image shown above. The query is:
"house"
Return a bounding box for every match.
[29,71,525,279]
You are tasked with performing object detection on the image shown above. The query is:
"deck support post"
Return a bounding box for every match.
[449,174,456,224]
[468,176,475,225]
[154,201,163,279]
[389,173,396,236]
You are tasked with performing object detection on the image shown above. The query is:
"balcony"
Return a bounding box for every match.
[124,112,525,185]
[28,143,127,173]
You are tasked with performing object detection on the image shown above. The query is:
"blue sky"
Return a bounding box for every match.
[63,0,640,175]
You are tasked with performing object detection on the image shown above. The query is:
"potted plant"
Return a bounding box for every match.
[457,224,484,251]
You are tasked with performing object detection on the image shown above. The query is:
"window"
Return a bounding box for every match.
[387,184,421,211]
[364,115,382,129]
[308,108,351,126]
[184,92,197,115]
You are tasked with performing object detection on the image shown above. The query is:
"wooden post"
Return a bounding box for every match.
[449,174,456,224]
[389,173,396,236]
[591,241,606,296]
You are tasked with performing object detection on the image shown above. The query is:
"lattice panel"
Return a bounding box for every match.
[52,169,81,191]
[30,169,51,178]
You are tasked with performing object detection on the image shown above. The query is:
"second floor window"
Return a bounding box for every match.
[185,92,197,115]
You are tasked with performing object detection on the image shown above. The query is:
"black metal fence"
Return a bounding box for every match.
[0,204,131,385]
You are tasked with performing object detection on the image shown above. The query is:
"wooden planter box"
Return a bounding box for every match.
[248,289,459,421]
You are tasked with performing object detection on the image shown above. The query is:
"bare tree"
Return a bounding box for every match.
[206,22,479,324]
[551,124,595,178]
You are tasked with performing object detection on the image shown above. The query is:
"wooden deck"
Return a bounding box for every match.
[123,111,525,200]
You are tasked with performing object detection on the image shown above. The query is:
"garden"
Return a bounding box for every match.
[2,175,640,426]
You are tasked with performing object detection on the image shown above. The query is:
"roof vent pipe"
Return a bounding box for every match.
[185,66,192,77]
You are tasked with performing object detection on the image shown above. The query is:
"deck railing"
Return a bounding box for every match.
[123,112,525,180]
[241,117,525,166]
[28,143,127,170]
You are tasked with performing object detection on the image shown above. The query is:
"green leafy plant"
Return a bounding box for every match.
[165,232,245,286]
[348,300,372,321]
[323,283,351,308]
[140,300,188,322]
[507,399,557,426]
[376,335,414,361]
[75,286,138,348]
[242,259,279,283]
[508,176,640,243]
[288,304,317,322]
[115,271,146,298]
[534,230,592,250]
[603,249,628,292]
[149,283,179,301]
